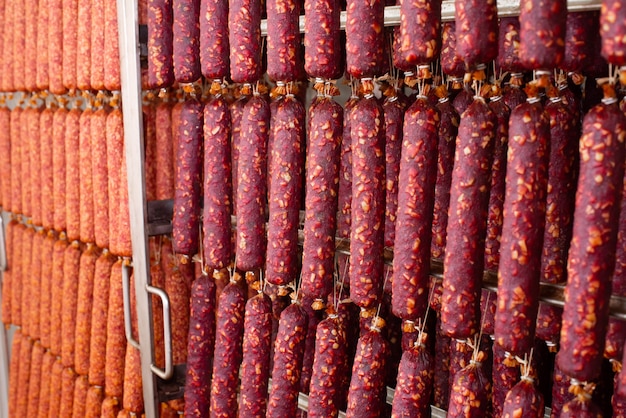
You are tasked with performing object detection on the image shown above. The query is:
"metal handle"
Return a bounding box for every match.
[146,284,173,380]
[0,217,6,272]
[122,261,141,350]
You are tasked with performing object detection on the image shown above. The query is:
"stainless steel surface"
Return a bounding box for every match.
[122,261,141,350]
[0,216,6,272]
[117,0,159,415]
[146,284,174,380]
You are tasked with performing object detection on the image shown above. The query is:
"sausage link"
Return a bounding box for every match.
[391,97,439,321]
[85,385,105,418]
[47,358,64,418]
[345,0,384,78]
[76,0,92,90]
[0,219,15,325]
[230,95,248,214]
[441,98,496,339]
[432,316,451,409]
[104,0,121,90]
[391,337,434,417]
[172,98,203,256]
[36,0,49,90]
[107,106,124,255]
[62,0,79,90]
[303,0,342,79]
[349,96,386,309]
[105,260,127,398]
[560,396,603,418]
[0,0,13,92]
[53,107,68,232]
[338,95,358,240]
[448,354,492,417]
[9,107,20,214]
[48,0,65,94]
[72,375,90,417]
[50,235,69,356]
[397,0,441,69]
[118,131,132,258]
[267,95,304,286]
[501,377,544,418]
[9,223,25,327]
[101,396,122,418]
[454,0,498,68]
[12,0,25,91]
[62,241,82,367]
[90,0,105,90]
[147,0,174,88]
[29,107,42,225]
[20,225,35,337]
[80,107,96,243]
[203,96,233,270]
[228,0,261,83]
[383,94,407,248]
[172,0,200,83]
[236,94,270,270]
[156,100,175,200]
[66,108,82,242]
[183,274,217,417]
[0,106,9,211]
[199,0,229,80]
[550,358,575,416]
[93,107,111,250]
[266,0,301,82]
[238,292,272,417]
[210,281,245,417]
[563,12,598,73]
[535,303,562,346]
[122,343,144,413]
[75,245,99,376]
[483,96,510,271]
[492,343,521,417]
[28,229,46,340]
[557,94,626,382]
[600,0,626,66]
[519,0,567,69]
[164,259,191,365]
[497,17,523,73]
[494,95,550,356]
[7,329,21,417]
[440,23,464,77]
[144,106,157,203]
[300,297,324,393]
[15,334,33,417]
[41,107,54,230]
[267,303,308,417]
[19,108,30,218]
[37,350,54,418]
[345,326,389,417]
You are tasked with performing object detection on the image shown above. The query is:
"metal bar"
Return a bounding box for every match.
[121,261,141,350]
[146,284,174,380]
[260,0,602,35]
[116,0,159,416]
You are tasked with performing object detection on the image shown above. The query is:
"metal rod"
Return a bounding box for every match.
[146,284,174,380]
[121,261,141,350]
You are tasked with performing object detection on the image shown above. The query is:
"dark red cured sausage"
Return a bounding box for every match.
[236,94,269,271]
[535,303,562,346]
[448,338,474,396]
[483,93,510,272]
[0,106,9,211]
[75,244,99,376]
[203,95,233,270]
[147,0,174,88]
[103,0,121,90]
[29,107,42,226]
[50,234,69,357]
[267,95,305,287]
[557,90,626,382]
[76,0,92,90]
[349,95,386,309]
[345,323,389,417]
[301,96,342,301]
[397,0,441,69]
[383,92,407,249]
[440,22,464,78]
[266,0,301,82]
[66,107,82,242]
[391,97,439,321]
[391,334,434,417]
[550,362,574,417]
[210,281,245,417]
[62,241,83,367]
[303,0,342,80]
[600,0,626,66]
[503,80,527,112]
[228,0,262,83]
[338,94,358,240]
[440,97,496,339]
[80,107,95,243]
[183,274,216,417]
[172,98,203,257]
[267,303,309,417]
[454,0,498,69]
[433,316,451,409]
[430,90,459,262]
[345,0,384,78]
[239,292,272,417]
[230,95,248,213]
[36,0,49,90]
[448,351,493,417]
[37,350,54,418]
[92,106,111,250]
[62,0,78,91]
[300,297,324,393]
[105,260,127,398]
[85,386,105,418]
[172,0,200,83]
[563,12,598,73]
[72,375,90,417]
[492,344,521,418]
[501,376,544,418]
[90,0,105,90]
[48,0,65,94]
[199,0,228,80]
[52,106,68,233]
[156,100,175,200]
[144,103,158,202]
[497,17,523,73]
[494,92,550,357]
[518,0,567,70]
[307,315,347,418]
[560,395,603,418]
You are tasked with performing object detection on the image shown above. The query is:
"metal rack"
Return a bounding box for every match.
[115,0,606,416]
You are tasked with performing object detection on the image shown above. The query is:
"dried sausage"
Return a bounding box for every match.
[447,351,492,417]
[62,241,82,367]
[20,226,35,337]
[66,107,82,242]
[28,229,46,340]
[40,106,54,230]
[9,107,20,215]
[37,350,54,418]
[164,258,190,365]
[563,12,598,73]
[101,396,122,418]
[492,343,520,418]
[535,303,562,346]
[15,334,32,417]
[239,292,273,417]
[85,385,105,418]
[267,303,309,417]
[80,106,96,243]
[600,0,626,66]
[345,0,384,78]
[557,87,626,382]
[200,0,228,81]
[29,107,42,226]
[228,0,261,83]
[560,395,603,418]
[145,103,158,201]
[501,375,544,418]
[497,17,523,73]
[230,95,248,213]
[236,94,270,271]
[210,281,245,417]
[147,0,174,88]
[50,235,69,357]
[53,106,68,233]
[105,260,127,398]
[91,0,105,90]
[349,93,386,309]
[454,0,499,69]
[72,375,90,418]
[183,274,216,417]
[7,330,21,417]
[0,219,15,325]
[122,343,144,413]
[0,106,9,211]
[440,22,464,78]
[519,0,567,69]
[391,334,434,417]
[60,364,77,418]
[433,317,451,409]
[0,0,12,92]
[93,106,111,249]
[156,100,175,200]
[301,95,342,302]
[48,0,65,94]
[397,0,441,68]
[36,0,49,90]
[9,223,25,328]
[20,108,30,218]
[392,97,439,321]
[303,0,342,80]
[338,93,358,241]
[77,0,92,90]
[173,0,201,83]
[104,0,121,90]
[300,297,324,393]
[12,0,25,91]
[48,358,64,418]
[266,0,301,82]
[62,0,79,91]
[267,95,305,286]
[75,244,99,376]
[441,97,496,339]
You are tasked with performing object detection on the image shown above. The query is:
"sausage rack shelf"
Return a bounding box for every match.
[113,0,606,417]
